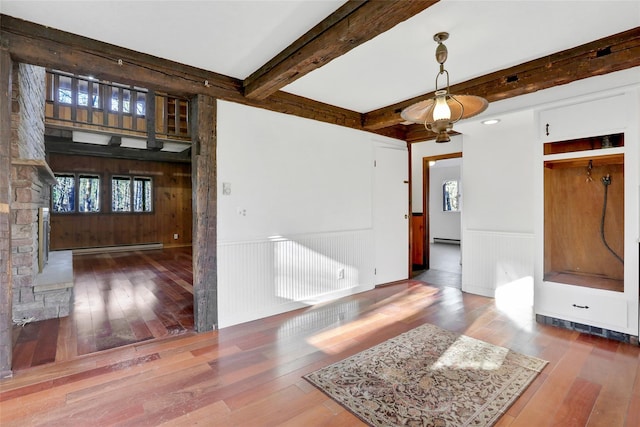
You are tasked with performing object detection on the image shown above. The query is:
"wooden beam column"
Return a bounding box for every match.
[146,90,162,151]
[0,46,14,378]
[191,94,218,332]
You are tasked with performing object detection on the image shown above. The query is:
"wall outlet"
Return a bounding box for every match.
[173,233,179,240]
[337,268,345,280]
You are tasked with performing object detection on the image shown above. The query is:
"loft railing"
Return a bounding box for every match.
[45,70,190,141]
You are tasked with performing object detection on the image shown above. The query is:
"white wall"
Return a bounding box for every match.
[429,162,461,242]
[217,101,374,241]
[454,110,536,297]
[411,136,462,212]
[456,110,536,234]
[216,100,404,327]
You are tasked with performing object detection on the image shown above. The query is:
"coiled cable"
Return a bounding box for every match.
[600,174,623,264]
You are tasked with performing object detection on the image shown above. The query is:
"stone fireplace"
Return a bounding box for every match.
[10,63,73,322]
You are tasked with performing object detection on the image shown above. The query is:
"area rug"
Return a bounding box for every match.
[304,323,547,426]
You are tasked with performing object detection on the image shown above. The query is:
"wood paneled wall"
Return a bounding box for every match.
[411,213,425,269]
[47,153,192,250]
[544,157,624,284]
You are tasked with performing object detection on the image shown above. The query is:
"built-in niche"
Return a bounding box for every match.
[543,133,624,292]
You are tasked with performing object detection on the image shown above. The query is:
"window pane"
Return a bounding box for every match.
[443,180,459,212]
[122,89,131,114]
[133,177,152,212]
[136,92,146,117]
[52,174,75,212]
[90,81,100,108]
[77,79,88,106]
[112,176,131,212]
[110,86,120,112]
[78,175,100,212]
[58,75,72,104]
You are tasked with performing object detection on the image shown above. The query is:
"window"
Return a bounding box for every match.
[133,177,153,212]
[76,79,100,108]
[52,174,100,213]
[52,174,75,212]
[57,75,73,105]
[443,180,460,212]
[78,175,100,212]
[112,175,153,213]
[112,176,132,212]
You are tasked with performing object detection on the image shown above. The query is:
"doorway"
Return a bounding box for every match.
[413,153,462,288]
[374,144,409,285]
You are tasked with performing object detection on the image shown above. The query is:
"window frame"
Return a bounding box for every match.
[51,173,77,214]
[111,174,154,214]
[77,174,101,213]
[52,173,101,214]
[442,179,460,212]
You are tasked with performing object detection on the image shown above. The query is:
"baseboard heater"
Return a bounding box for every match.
[433,238,460,245]
[72,242,163,255]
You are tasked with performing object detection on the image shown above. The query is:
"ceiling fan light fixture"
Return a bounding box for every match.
[401,32,488,142]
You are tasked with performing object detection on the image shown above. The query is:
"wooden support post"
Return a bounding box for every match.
[0,47,14,378]
[146,90,162,151]
[108,136,122,147]
[191,94,217,332]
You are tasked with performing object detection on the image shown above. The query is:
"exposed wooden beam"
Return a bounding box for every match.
[45,139,191,163]
[0,44,14,379]
[363,27,640,131]
[146,90,162,151]
[243,0,438,100]
[0,15,387,138]
[108,136,122,147]
[191,94,218,332]
[0,15,240,99]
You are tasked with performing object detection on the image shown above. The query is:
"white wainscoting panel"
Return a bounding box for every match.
[462,230,534,298]
[218,229,375,328]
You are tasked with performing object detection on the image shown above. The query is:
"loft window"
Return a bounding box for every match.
[57,75,73,104]
[76,79,100,108]
[52,174,75,212]
[112,175,153,213]
[48,70,146,116]
[78,175,100,213]
[443,180,460,212]
[109,88,146,116]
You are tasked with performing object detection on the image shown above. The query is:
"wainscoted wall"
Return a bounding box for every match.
[462,230,534,298]
[218,229,374,328]
[216,100,405,329]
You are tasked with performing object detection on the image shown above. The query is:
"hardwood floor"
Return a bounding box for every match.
[2,251,640,426]
[11,247,194,370]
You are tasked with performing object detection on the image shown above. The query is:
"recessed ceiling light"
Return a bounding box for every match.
[482,119,501,125]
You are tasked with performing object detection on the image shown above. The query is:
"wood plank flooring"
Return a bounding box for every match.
[11,247,194,370]
[2,248,640,426]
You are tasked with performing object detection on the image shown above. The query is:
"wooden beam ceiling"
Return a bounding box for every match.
[243,0,438,100]
[0,15,376,137]
[1,14,639,145]
[363,26,640,131]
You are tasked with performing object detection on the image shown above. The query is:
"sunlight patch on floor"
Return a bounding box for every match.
[306,286,439,354]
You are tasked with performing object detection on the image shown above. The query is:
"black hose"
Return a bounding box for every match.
[600,174,623,264]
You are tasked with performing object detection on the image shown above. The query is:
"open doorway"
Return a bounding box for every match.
[413,153,462,288]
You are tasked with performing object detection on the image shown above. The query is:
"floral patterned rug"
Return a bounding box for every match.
[304,323,547,426]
